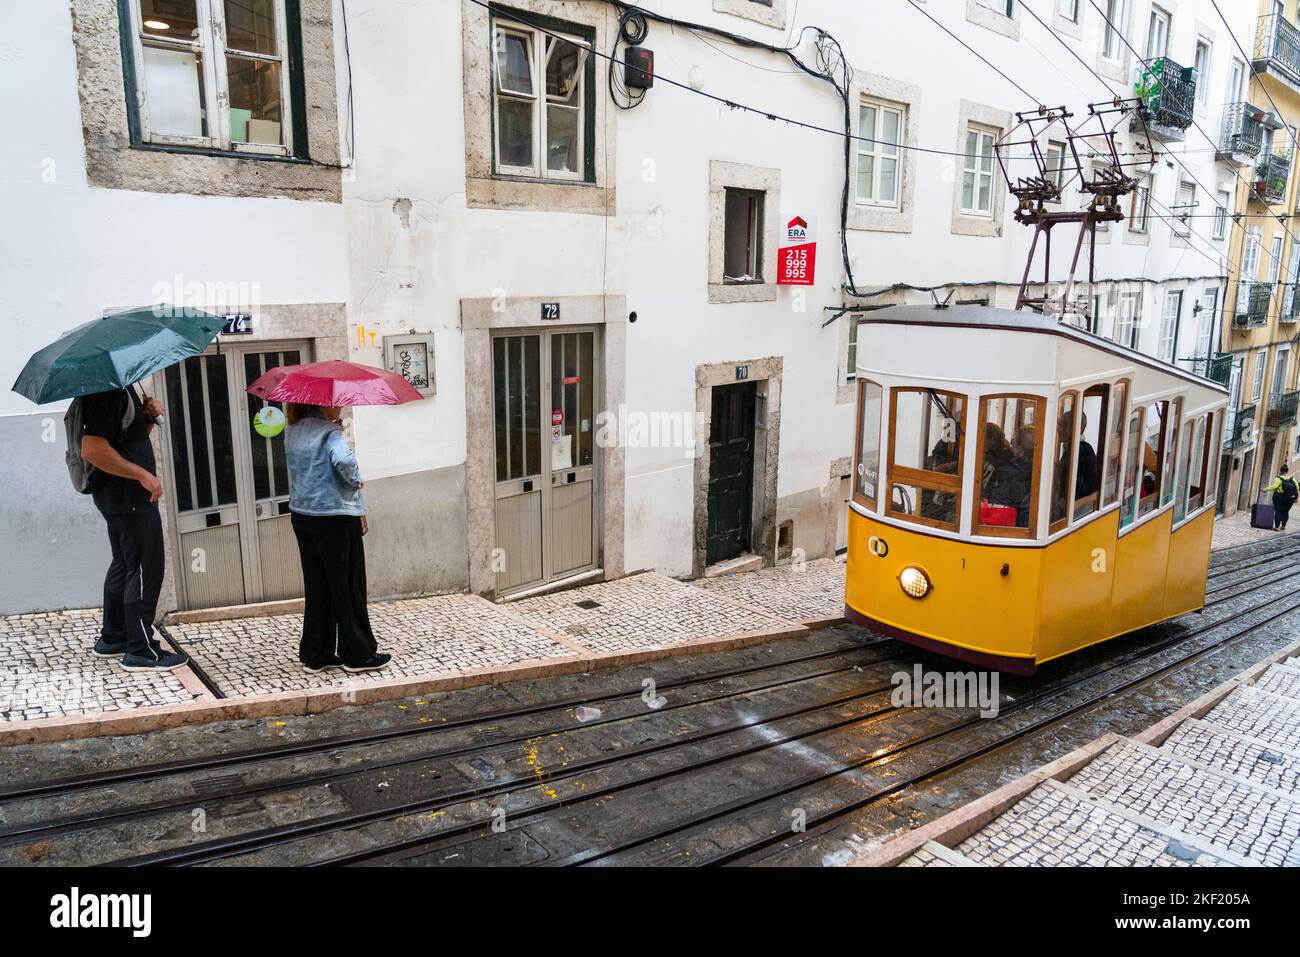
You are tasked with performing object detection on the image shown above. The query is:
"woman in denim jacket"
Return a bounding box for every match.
[284,404,390,674]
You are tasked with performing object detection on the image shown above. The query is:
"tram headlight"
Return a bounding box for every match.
[898,566,932,600]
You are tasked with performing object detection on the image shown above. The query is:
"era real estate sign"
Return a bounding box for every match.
[777,215,816,286]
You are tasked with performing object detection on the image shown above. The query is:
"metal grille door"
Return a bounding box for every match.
[492,329,599,595]
[164,355,247,608]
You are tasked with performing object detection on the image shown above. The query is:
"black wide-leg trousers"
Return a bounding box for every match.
[101,509,165,658]
[290,512,378,668]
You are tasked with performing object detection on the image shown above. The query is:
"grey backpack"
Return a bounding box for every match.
[65,391,136,494]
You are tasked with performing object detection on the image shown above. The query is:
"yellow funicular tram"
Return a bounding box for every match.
[845,304,1228,674]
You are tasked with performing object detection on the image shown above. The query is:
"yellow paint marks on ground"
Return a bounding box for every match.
[523,738,558,799]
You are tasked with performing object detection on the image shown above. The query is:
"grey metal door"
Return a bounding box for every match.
[492,328,598,594]
[159,342,308,609]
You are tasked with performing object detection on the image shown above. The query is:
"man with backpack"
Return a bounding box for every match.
[73,385,188,671]
[1264,465,1300,532]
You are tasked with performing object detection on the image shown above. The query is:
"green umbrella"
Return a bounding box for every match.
[11,304,227,405]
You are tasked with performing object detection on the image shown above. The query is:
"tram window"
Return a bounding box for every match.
[1159,398,1182,508]
[972,395,1044,537]
[888,388,966,531]
[1101,380,1129,508]
[1137,400,1171,518]
[1073,385,1108,521]
[1049,391,1079,533]
[1177,414,1208,521]
[1120,407,1144,530]
[1202,412,1220,503]
[854,380,883,510]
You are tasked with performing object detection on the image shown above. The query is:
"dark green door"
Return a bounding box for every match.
[707,382,756,565]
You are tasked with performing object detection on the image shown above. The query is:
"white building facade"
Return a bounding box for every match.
[0,0,1260,615]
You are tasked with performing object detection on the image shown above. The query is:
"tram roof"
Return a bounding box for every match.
[857,303,1229,396]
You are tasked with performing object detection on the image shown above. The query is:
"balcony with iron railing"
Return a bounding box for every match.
[1282,284,1300,322]
[1234,282,1273,328]
[1250,148,1291,205]
[1132,57,1197,142]
[1218,102,1269,165]
[1254,11,1300,94]
[1225,404,1257,450]
[1192,352,1234,386]
[1267,390,1300,430]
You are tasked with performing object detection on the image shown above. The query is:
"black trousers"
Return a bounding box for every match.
[100,509,165,658]
[1274,495,1294,529]
[290,512,378,667]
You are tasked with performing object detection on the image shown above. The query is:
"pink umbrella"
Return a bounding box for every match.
[246,359,424,406]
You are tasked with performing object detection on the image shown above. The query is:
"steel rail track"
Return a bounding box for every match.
[0,634,888,803]
[559,591,1300,867]
[0,642,916,843]
[310,585,1300,867]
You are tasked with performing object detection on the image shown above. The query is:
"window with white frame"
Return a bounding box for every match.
[1045,139,1067,201]
[1270,234,1285,284]
[1198,289,1218,361]
[961,124,997,216]
[492,17,591,181]
[1228,58,1245,103]
[1128,174,1151,232]
[1159,291,1181,363]
[1115,292,1139,348]
[1239,226,1263,314]
[1253,348,1267,402]
[978,0,1014,15]
[124,0,296,154]
[1213,191,1230,241]
[857,100,903,208]
[845,315,862,383]
[723,188,764,283]
[1194,39,1211,106]
[1059,0,1079,22]
[1102,0,1129,62]
[1173,182,1195,238]
[1146,6,1170,60]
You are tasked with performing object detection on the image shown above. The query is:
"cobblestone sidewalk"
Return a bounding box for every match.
[0,560,846,726]
[1211,508,1299,550]
[888,650,1300,868]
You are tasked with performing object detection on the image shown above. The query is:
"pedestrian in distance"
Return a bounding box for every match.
[75,384,189,671]
[1264,465,1300,531]
[283,403,391,674]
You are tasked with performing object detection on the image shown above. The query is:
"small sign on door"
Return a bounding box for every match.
[736,364,749,380]
[222,313,254,334]
[541,302,561,320]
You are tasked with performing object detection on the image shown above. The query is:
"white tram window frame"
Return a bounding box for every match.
[853,379,884,512]
[1120,389,1188,535]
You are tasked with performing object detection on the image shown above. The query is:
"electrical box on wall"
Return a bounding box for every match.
[624,46,654,89]
[384,333,436,397]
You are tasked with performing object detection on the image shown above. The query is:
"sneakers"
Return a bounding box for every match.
[303,655,345,674]
[120,650,189,672]
[343,653,392,674]
[92,637,128,658]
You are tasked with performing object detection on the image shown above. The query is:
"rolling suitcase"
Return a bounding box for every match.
[1252,500,1275,530]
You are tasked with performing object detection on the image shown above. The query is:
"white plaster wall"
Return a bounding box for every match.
[0,0,349,421]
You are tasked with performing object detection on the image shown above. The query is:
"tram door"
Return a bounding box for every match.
[160,343,308,610]
[492,329,599,595]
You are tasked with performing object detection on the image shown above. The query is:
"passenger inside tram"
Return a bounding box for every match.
[979,421,1033,527]
[1074,412,1100,502]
